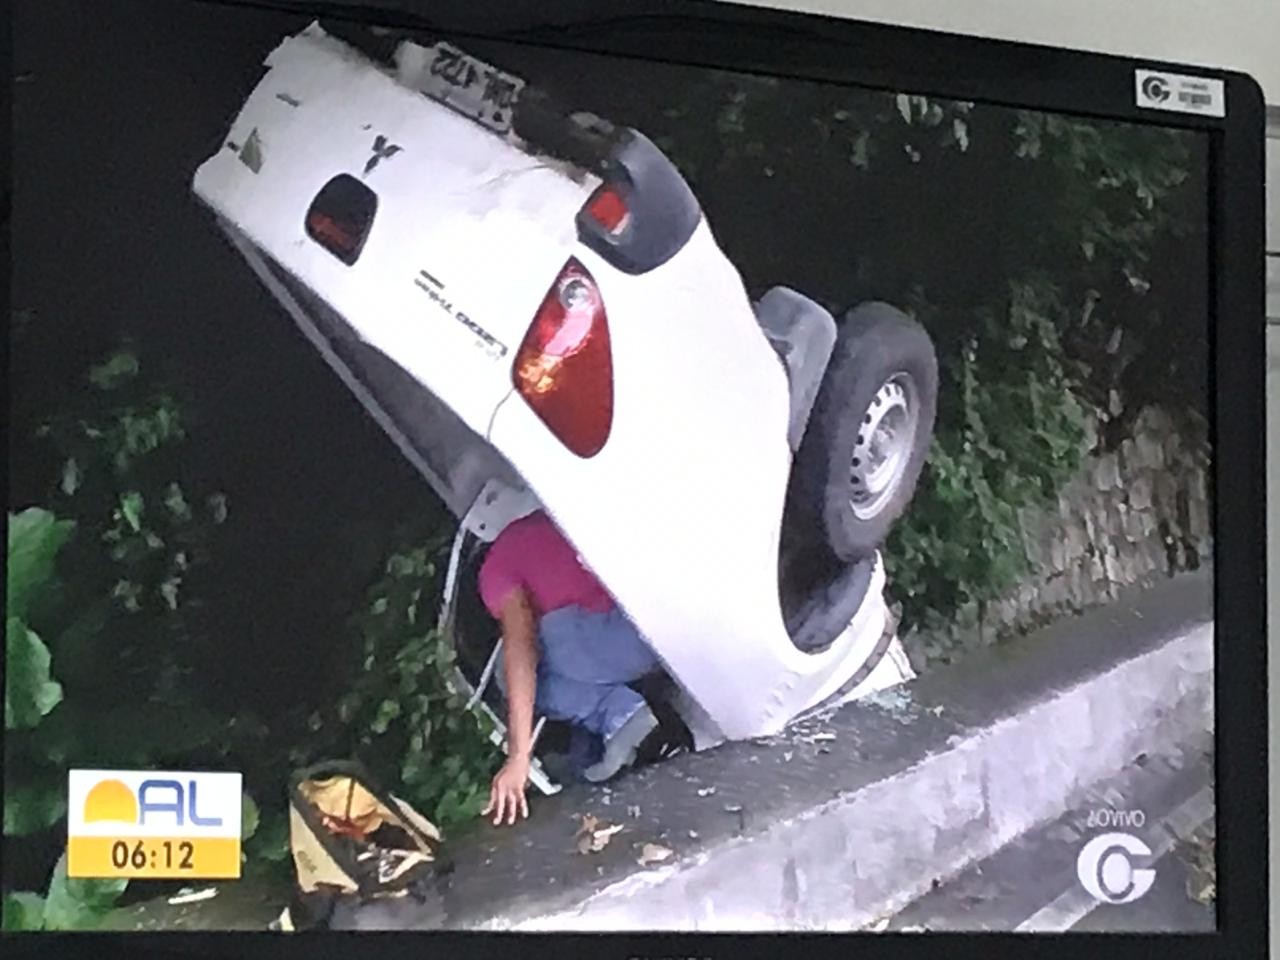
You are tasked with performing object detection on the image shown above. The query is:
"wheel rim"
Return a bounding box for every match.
[849,373,919,522]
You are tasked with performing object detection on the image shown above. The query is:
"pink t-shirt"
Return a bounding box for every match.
[478,511,614,620]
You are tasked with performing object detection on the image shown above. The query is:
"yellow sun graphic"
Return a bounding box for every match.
[83,779,139,824]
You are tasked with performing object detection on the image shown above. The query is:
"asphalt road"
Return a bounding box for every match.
[885,737,1215,933]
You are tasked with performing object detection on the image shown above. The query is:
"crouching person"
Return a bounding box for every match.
[480,510,661,826]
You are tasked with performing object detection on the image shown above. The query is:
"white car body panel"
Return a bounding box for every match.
[191,23,907,744]
[488,226,893,738]
[193,24,596,440]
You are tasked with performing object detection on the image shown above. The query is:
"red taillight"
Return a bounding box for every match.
[304,174,378,266]
[513,259,613,458]
[306,211,360,256]
[584,183,631,235]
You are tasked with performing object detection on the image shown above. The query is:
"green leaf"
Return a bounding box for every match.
[42,853,128,930]
[111,580,142,613]
[88,350,140,390]
[241,792,260,842]
[6,619,64,731]
[163,483,192,521]
[119,492,144,532]
[337,693,360,724]
[370,699,401,735]
[208,494,229,525]
[247,810,291,862]
[850,130,871,169]
[159,579,180,611]
[895,93,912,124]
[3,892,46,931]
[4,778,68,836]
[60,459,81,497]
[7,508,76,622]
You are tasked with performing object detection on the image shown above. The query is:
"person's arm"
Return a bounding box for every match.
[498,586,539,761]
[483,585,539,825]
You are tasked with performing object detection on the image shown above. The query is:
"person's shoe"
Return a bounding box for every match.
[582,705,660,783]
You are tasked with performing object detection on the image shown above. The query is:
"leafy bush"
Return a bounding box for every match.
[4,346,266,921]
[7,349,238,822]
[6,509,72,735]
[884,279,1090,632]
[3,509,134,929]
[310,542,502,828]
[1,854,129,931]
[6,509,76,837]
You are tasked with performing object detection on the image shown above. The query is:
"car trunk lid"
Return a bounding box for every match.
[192,22,597,442]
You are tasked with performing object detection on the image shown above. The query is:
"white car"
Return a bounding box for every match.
[192,21,938,787]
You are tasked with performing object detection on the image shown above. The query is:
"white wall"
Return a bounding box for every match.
[724,0,1280,102]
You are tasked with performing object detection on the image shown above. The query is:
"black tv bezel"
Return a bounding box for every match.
[18,0,1269,958]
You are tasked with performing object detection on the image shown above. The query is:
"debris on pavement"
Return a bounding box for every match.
[783,751,794,762]
[1179,823,1216,905]
[723,803,743,814]
[688,830,699,840]
[637,843,674,866]
[167,887,218,906]
[696,786,717,797]
[576,814,625,854]
[627,805,642,819]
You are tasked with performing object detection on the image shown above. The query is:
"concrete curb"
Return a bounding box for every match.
[505,623,1213,931]
[339,569,1214,932]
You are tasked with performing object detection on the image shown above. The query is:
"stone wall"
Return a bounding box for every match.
[904,406,1212,665]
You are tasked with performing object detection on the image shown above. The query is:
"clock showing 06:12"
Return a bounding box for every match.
[66,770,243,880]
[111,839,197,872]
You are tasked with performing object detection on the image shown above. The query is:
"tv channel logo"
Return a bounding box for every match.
[1140,74,1172,104]
[1076,832,1158,905]
[67,770,242,879]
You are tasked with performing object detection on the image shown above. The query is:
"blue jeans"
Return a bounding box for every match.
[499,605,659,742]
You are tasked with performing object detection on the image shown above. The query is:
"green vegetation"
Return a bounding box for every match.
[4,346,499,927]
[634,74,1205,637]
[309,544,501,825]
[4,68,1205,927]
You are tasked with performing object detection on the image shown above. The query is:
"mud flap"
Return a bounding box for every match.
[794,606,914,722]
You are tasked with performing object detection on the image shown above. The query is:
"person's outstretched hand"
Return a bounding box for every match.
[483,754,531,826]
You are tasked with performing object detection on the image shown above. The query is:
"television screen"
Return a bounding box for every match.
[5,0,1266,952]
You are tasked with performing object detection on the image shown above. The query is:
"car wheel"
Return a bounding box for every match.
[794,301,938,561]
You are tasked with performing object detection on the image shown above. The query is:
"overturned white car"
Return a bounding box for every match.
[192,21,938,790]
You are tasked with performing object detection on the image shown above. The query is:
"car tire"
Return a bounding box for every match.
[794,301,938,562]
